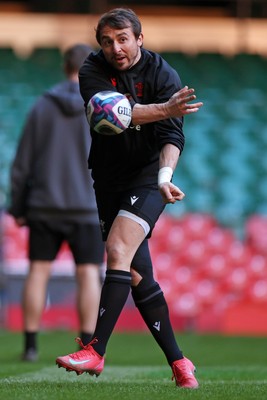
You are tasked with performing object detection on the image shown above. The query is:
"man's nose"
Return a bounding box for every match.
[113,41,121,52]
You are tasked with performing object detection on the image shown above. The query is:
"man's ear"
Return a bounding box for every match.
[137,33,144,47]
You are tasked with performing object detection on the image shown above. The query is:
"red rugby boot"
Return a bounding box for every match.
[56,337,104,377]
[172,357,199,388]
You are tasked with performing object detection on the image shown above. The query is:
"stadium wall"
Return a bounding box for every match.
[0,13,267,57]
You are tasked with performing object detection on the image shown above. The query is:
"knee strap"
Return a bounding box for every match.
[104,269,132,285]
[132,281,165,309]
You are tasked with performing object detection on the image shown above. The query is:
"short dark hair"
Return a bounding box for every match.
[95,8,142,45]
[63,44,92,74]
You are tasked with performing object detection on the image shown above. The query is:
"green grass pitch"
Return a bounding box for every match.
[0,330,267,399]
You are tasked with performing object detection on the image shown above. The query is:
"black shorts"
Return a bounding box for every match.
[28,220,105,265]
[95,186,165,241]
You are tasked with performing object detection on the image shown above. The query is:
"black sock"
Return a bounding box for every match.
[79,332,93,346]
[92,270,131,356]
[24,331,37,352]
[132,282,183,365]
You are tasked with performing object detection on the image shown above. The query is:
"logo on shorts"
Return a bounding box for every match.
[100,308,105,317]
[130,196,139,205]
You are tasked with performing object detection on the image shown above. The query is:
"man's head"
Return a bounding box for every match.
[63,44,92,78]
[96,8,142,44]
[95,8,143,71]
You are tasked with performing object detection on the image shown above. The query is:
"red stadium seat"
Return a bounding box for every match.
[181,239,209,266]
[153,252,174,279]
[200,253,230,280]
[227,240,252,267]
[249,279,267,303]
[164,224,190,254]
[193,278,222,305]
[173,265,196,291]
[224,266,250,293]
[247,254,267,278]
[245,214,267,255]
[206,227,235,254]
[171,291,200,317]
[181,213,217,240]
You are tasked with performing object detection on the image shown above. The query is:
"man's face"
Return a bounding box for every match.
[100,25,143,71]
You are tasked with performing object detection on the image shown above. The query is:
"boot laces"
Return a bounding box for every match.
[68,337,98,360]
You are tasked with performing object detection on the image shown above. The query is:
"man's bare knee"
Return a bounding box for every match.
[130,267,143,286]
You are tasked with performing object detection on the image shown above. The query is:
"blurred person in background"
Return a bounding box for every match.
[56,8,202,389]
[9,44,105,362]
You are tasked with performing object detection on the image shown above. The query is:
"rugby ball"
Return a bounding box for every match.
[87,90,132,135]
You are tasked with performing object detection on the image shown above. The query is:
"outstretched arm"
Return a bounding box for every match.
[132,86,203,126]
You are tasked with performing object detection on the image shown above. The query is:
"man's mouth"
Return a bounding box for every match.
[115,56,126,62]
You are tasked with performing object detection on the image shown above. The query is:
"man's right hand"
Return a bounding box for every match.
[163,86,203,118]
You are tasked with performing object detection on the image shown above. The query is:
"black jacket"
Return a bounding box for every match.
[79,48,185,191]
[9,80,99,223]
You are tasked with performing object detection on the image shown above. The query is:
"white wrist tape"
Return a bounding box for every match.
[158,167,173,186]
